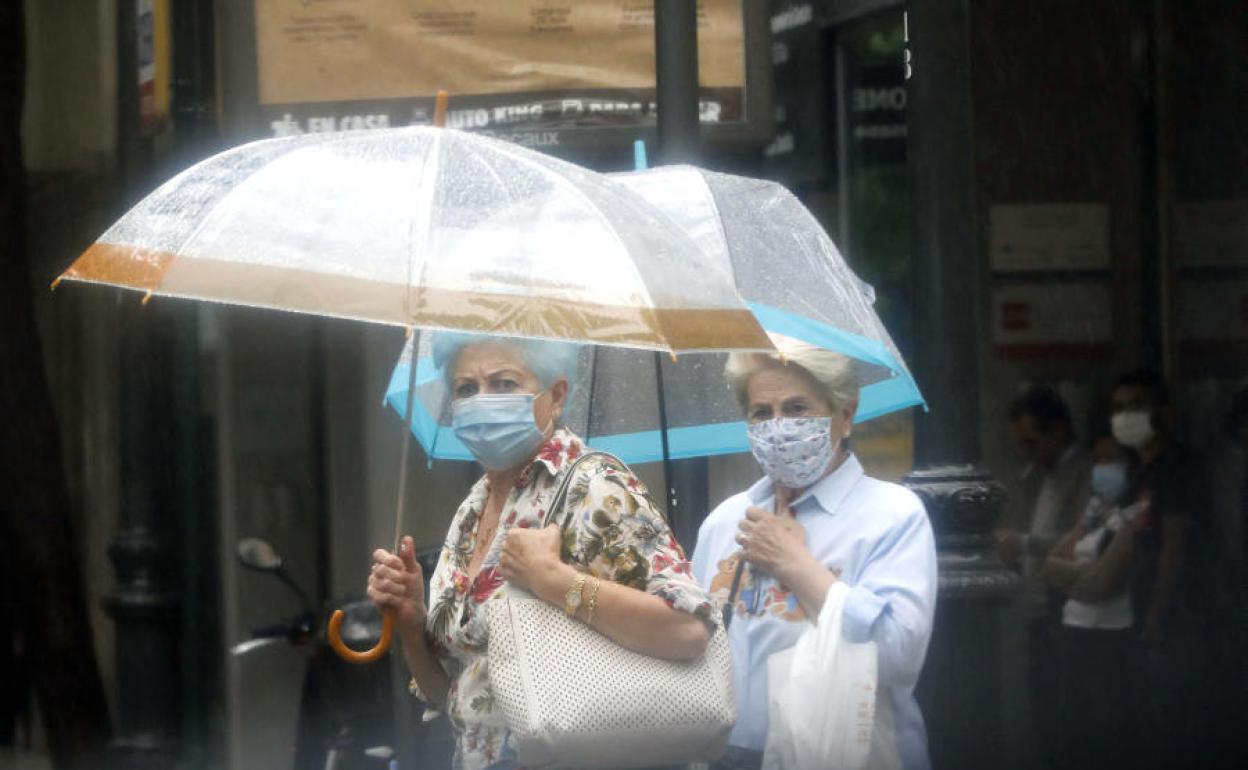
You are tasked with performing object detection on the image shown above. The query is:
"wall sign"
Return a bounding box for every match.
[991,281,1113,358]
[228,0,771,150]
[990,203,1111,273]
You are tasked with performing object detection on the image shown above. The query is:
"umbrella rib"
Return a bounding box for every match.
[393,330,422,551]
[692,170,743,289]
[403,130,444,325]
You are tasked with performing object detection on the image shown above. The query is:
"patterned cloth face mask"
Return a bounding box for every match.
[747,416,838,490]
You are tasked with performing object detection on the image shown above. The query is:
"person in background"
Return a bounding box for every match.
[994,384,1091,769]
[1067,370,1212,770]
[1042,435,1136,770]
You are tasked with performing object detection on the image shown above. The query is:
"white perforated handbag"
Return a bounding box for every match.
[484,453,736,768]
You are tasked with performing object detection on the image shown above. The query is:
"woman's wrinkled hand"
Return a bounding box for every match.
[736,503,814,583]
[499,526,565,594]
[367,535,426,636]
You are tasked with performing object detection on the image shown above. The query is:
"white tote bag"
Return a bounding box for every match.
[484,452,735,768]
[762,582,901,770]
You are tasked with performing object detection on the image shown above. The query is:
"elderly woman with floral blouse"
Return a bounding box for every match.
[367,332,716,770]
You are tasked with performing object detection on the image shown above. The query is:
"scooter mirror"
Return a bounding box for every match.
[238,537,283,572]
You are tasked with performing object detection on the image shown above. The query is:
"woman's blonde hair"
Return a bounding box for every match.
[725,334,857,412]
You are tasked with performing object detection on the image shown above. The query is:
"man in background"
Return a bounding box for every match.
[996,384,1091,768]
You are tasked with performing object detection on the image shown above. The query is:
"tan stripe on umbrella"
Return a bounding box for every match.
[59,242,174,291]
[60,241,772,352]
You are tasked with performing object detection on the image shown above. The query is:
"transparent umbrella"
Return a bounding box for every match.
[387,165,923,469]
[611,165,924,424]
[54,125,772,663]
[56,128,769,355]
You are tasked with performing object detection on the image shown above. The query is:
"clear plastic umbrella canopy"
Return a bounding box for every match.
[387,166,924,466]
[611,166,924,423]
[56,127,770,355]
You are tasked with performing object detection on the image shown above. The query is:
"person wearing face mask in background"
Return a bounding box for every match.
[691,335,937,770]
[367,332,716,770]
[994,384,1092,770]
[1066,370,1218,770]
[1041,435,1137,770]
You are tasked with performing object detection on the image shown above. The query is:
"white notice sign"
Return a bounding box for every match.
[990,203,1111,272]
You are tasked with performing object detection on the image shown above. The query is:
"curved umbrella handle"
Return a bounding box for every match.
[327,607,394,664]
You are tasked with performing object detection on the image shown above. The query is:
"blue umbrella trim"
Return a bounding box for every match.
[387,361,923,466]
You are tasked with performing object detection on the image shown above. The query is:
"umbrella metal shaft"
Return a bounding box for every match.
[393,328,422,551]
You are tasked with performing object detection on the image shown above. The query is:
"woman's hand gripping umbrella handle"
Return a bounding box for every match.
[327,93,447,664]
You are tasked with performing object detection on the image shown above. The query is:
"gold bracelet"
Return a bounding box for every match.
[585,577,601,626]
[563,572,589,617]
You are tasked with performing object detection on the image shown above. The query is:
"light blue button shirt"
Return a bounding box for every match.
[692,454,937,770]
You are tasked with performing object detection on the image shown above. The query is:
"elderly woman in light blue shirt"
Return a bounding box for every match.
[692,335,938,770]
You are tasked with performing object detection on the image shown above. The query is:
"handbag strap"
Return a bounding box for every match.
[724,493,782,629]
[723,560,747,630]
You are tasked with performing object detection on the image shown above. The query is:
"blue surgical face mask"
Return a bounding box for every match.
[1091,461,1129,503]
[451,392,551,471]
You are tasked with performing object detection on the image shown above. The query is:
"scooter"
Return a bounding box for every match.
[233,538,398,770]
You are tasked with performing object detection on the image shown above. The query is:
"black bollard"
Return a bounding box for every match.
[903,467,1020,768]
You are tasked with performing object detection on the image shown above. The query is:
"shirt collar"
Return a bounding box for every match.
[745,452,865,516]
[520,428,586,487]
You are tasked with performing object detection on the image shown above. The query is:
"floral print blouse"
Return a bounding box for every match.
[414,429,716,770]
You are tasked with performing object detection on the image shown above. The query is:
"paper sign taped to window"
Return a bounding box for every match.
[255,0,746,132]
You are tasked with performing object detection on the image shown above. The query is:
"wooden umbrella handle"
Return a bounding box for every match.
[327,606,395,664]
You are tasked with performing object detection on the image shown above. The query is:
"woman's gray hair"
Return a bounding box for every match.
[431,331,582,392]
[725,334,858,412]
